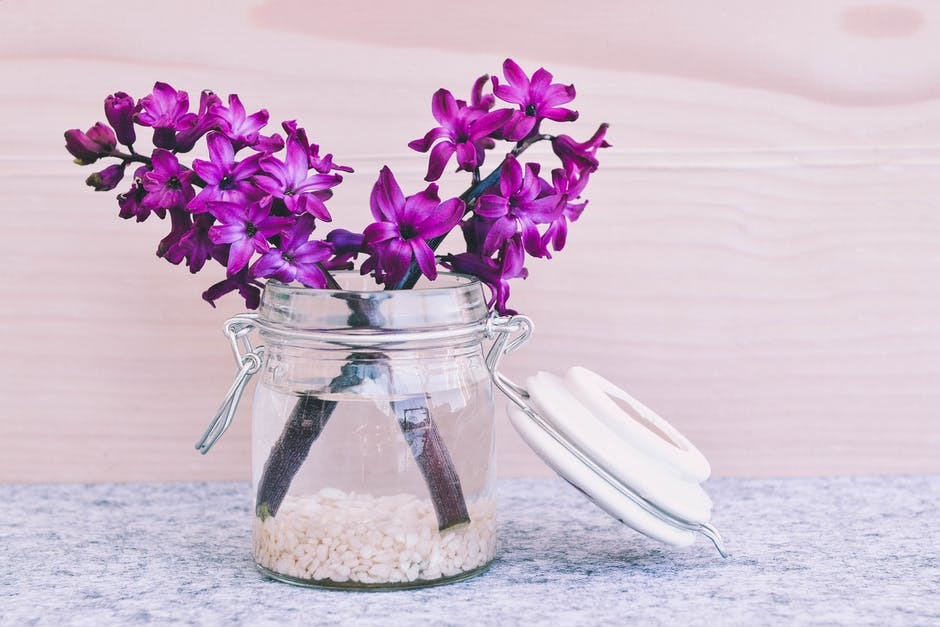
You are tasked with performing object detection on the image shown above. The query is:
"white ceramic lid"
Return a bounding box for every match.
[503,366,727,556]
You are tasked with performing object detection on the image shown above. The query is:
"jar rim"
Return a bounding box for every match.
[257,272,491,340]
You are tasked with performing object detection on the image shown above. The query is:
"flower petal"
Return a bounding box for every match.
[499,154,523,197]
[474,194,509,219]
[431,89,458,127]
[207,132,234,168]
[411,239,437,280]
[370,166,405,221]
[363,221,399,246]
[416,197,464,238]
[425,141,456,182]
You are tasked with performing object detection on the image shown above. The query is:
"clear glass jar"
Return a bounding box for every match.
[249,273,496,589]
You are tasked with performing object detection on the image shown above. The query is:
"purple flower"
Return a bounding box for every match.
[165,214,219,273]
[540,169,589,255]
[212,94,269,150]
[190,132,263,211]
[409,88,512,182]
[117,166,158,221]
[492,59,578,141]
[156,207,193,263]
[251,132,285,155]
[254,137,343,220]
[474,154,565,256]
[208,199,293,275]
[250,214,333,287]
[104,92,136,146]
[141,149,195,211]
[442,236,527,315]
[85,163,125,191]
[64,123,116,164]
[175,90,222,153]
[202,268,263,309]
[324,228,364,270]
[281,120,353,174]
[552,123,611,176]
[135,82,195,149]
[361,166,464,284]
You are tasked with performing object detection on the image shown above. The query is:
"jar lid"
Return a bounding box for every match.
[488,316,728,557]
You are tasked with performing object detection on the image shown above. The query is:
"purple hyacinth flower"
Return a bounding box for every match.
[540,168,590,255]
[208,199,294,276]
[202,268,263,309]
[212,94,269,150]
[175,90,222,153]
[163,213,218,273]
[492,59,578,141]
[135,82,195,149]
[65,123,116,165]
[250,214,333,287]
[85,163,125,191]
[190,132,263,211]
[104,92,136,146]
[408,88,512,182]
[156,207,194,263]
[361,166,464,284]
[323,228,364,271]
[474,154,565,257]
[254,137,343,220]
[251,132,285,156]
[141,149,195,211]
[442,236,528,315]
[552,123,611,177]
[281,120,353,174]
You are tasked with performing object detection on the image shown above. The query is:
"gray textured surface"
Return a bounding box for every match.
[0,476,937,626]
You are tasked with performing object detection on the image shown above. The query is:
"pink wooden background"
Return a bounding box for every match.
[1,1,938,482]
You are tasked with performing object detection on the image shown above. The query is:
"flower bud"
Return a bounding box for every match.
[85,122,117,152]
[85,163,126,191]
[105,92,137,146]
[64,129,101,165]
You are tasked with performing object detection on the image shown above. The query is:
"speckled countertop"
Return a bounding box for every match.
[1,476,937,626]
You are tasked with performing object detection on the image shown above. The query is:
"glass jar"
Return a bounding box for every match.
[248,273,496,589]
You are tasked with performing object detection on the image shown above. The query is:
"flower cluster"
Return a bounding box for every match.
[66,59,608,314]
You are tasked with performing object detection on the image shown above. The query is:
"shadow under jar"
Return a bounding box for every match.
[250,273,497,589]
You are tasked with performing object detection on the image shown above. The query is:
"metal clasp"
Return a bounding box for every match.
[485,314,535,411]
[195,314,264,454]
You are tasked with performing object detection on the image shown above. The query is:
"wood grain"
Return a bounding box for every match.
[1,0,938,483]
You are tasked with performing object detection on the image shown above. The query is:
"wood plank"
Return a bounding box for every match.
[0,0,938,482]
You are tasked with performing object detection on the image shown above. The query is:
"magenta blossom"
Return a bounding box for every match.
[408,88,511,182]
[442,236,527,315]
[175,90,222,153]
[211,94,269,150]
[141,149,195,211]
[208,199,293,275]
[164,214,219,273]
[255,137,343,220]
[361,167,464,284]
[64,123,116,164]
[250,214,333,287]
[190,133,262,211]
[540,168,589,256]
[202,268,263,309]
[492,59,578,141]
[85,163,125,191]
[552,123,611,177]
[135,82,196,149]
[156,207,193,263]
[324,229,364,271]
[474,154,565,256]
[104,92,136,146]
